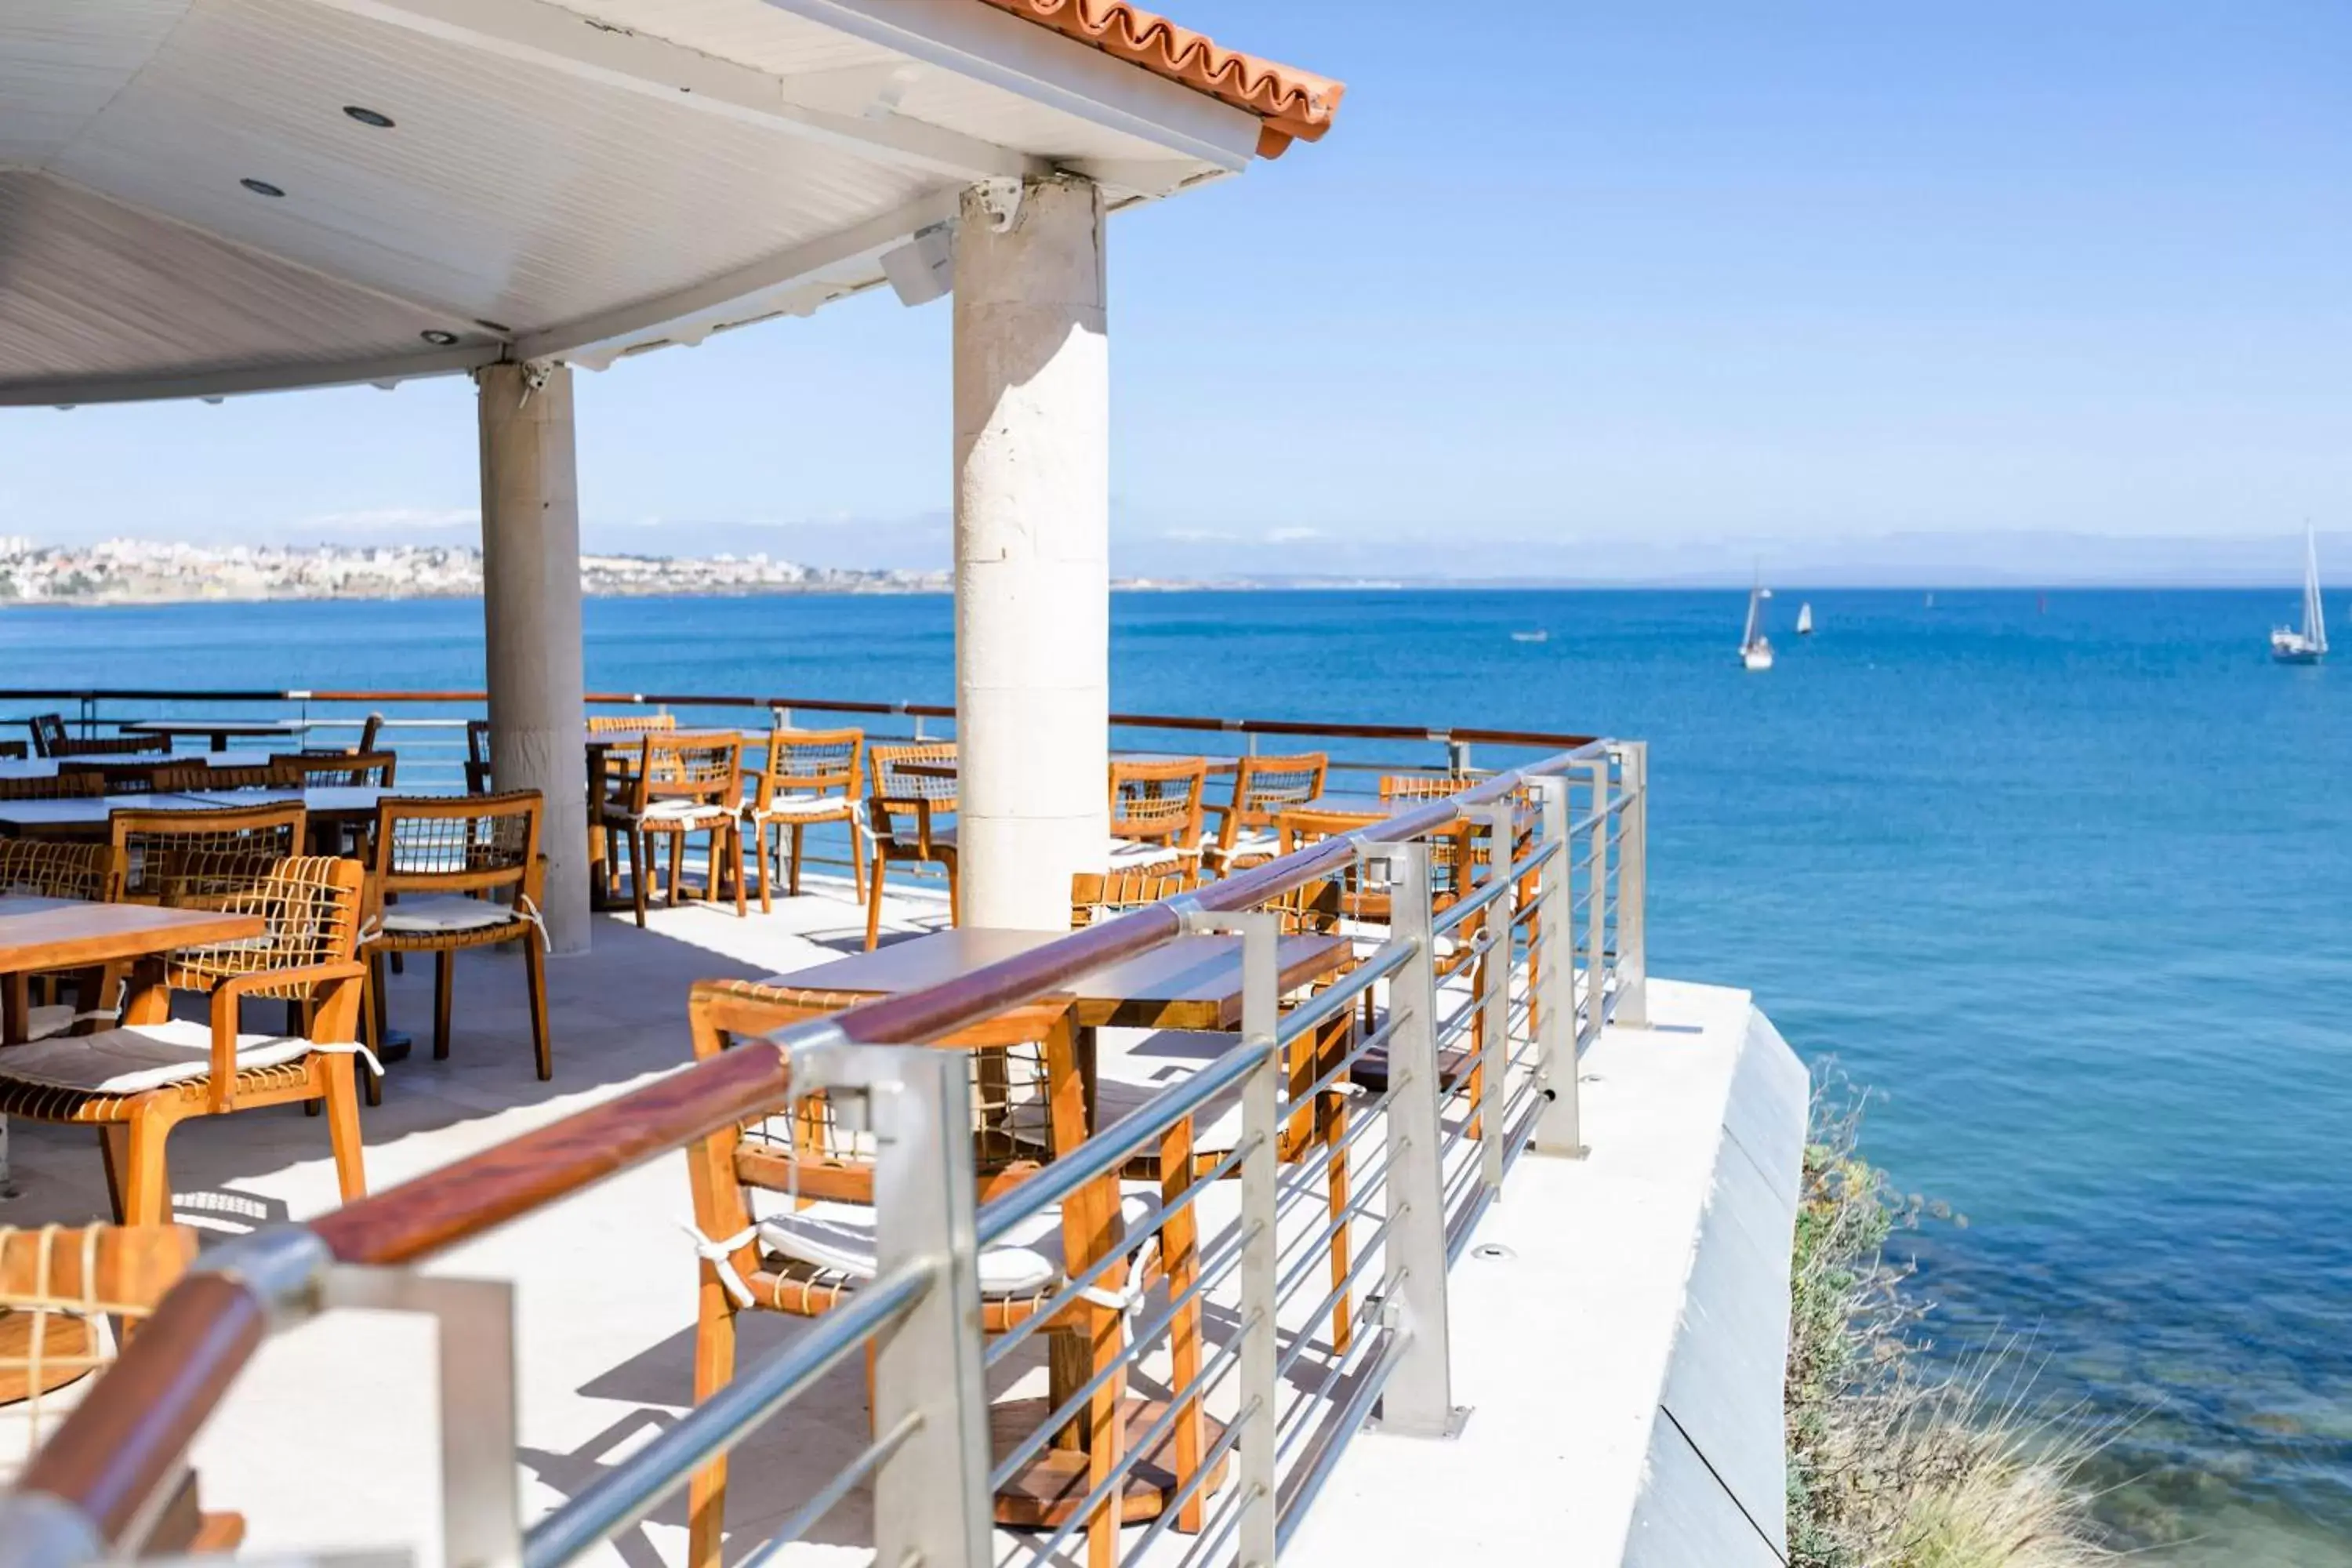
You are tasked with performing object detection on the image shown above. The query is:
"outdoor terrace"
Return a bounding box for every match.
[0,695,1797,1568]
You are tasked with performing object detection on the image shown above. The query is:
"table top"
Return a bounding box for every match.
[769,926,1355,1031]
[0,750,275,781]
[892,753,1245,783]
[583,728,765,749]
[122,720,314,738]
[0,897,267,975]
[0,785,390,829]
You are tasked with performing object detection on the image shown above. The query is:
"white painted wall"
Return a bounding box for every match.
[477,361,590,954]
[950,174,1110,931]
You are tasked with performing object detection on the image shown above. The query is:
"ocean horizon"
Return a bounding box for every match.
[2,586,2346,1563]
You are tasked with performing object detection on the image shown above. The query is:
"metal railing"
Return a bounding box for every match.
[0,736,1647,1568]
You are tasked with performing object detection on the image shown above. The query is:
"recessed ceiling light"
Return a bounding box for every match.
[419,329,459,347]
[241,178,286,198]
[343,105,395,129]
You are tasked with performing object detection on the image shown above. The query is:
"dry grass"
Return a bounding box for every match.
[1788,1076,2114,1568]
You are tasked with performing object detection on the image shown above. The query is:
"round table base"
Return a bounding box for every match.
[989,1395,1230,1526]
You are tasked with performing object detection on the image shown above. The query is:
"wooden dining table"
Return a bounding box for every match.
[0,750,273,782]
[765,924,1352,1523]
[121,718,314,752]
[890,751,1243,783]
[0,786,391,834]
[772,924,1351,1032]
[0,895,270,1193]
[0,895,267,1044]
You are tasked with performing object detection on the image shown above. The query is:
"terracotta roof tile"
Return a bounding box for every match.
[976,0,1344,157]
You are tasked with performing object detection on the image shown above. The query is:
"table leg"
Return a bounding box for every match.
[2,972,25,1045]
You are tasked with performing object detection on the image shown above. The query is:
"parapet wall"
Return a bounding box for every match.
[1624,1008,1809,1567]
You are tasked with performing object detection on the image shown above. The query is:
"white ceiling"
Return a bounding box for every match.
[0,0,1264,405]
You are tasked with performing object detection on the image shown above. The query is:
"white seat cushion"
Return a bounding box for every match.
[377,895,524,935]
[1214,830,1282,861]
[760,1193,1150,1299]
[1107,840,1191,868]
[23,1003,116,1041]
[0,1018,311,1095]
[752,794,851,821]
[638,800,736,826]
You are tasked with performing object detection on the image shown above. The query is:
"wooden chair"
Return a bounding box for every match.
[0,740,25,761]
[1069,866,1196,927]
[153,763,276,792]
[742,727,864,910]
[109,801,307,906]
[587,713,675,734]
[0,772,104,801]
[0,856,369,1226]
[59,761,164,796]
[360,792,548,1096]
[51,735,169,757]
[684,982,1200,1568]
[0,842,123,1042]
[24,714,67,759]
[0,1222,246,1551]
[1108,758,1208,878]
[1203,752,1328,877]
[600,734,745,927]
[465,720,493,794]
[271,750,397,788]
[0,840,116,902]
[862,742,958,950]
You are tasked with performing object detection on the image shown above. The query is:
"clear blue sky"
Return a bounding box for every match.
[3,2,2348,578]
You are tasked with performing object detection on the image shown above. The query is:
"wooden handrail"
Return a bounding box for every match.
[5,740,1610,1553]
[15,1274,267,1545]
[0,688,1598,752]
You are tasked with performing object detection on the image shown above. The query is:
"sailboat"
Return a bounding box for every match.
[1796,602,1814,637]
[2270,526,2328,664]
[1740,577,1774,671]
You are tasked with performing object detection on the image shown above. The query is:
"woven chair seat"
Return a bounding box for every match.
[875,822,955,851]
[0,1021,326,1121]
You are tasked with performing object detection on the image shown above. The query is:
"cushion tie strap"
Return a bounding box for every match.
[683,1221,760,1308]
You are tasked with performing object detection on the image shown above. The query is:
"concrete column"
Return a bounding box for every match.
[478,361,590,954]
[952,175,1109,931]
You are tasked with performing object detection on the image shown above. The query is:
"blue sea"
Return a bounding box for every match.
[3,588,2347,1562]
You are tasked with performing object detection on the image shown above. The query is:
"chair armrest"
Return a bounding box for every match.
[205,961,365,1111]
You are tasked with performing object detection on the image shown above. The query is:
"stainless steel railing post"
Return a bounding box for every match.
[1235,910,1281,1568]
[1477,800,1515,1193]
[1372,839,1468,1438]
[1617,742,1650,1027]
[1530,775,1584,1158]
[860,1045,993,1568]
[1587,757,1611,1039]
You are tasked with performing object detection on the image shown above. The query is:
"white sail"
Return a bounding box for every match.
[1796,602,1814,636]
[2305,528,2327,654]
[2271,525,2327,663]
[1740,578,1773,670]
